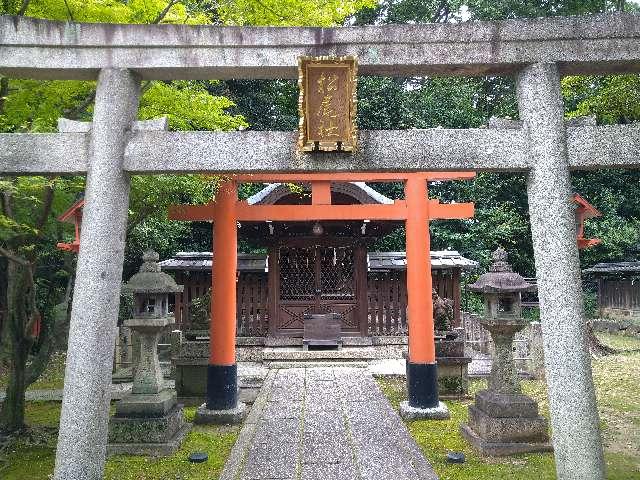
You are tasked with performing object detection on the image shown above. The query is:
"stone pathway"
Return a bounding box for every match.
[221,367,438,480]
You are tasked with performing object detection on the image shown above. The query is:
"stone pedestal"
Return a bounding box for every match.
[435,331,471,395]
[108,316,191,456]
[461,317,551,455]
[461,389,551,455]
[194,402,248,424]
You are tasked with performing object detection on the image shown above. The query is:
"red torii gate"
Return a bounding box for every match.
[169,172,475,415]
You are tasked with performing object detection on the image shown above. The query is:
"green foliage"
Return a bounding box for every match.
[353,0,464,24]
[189,288,211,328]
[465,0,626,20]
[217,0,375,26]
[15,0,210,24]
[139,82,247,132]
[563,75,640,125]
[0,404,239,480]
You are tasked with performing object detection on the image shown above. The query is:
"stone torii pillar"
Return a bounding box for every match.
[517,63,605,480]
[53,69,140,480]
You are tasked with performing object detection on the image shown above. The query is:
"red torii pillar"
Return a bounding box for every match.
[207,181,239,411]
[169,181,242,418]
[404,177,443,415]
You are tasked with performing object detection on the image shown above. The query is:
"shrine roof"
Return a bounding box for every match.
[159,250,477,272]
[245,182,394,205]
[368,251,478,270]
[583,261,640,275]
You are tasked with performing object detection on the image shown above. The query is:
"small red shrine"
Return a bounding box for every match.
[574,193,601,250]
[56,196,84,253]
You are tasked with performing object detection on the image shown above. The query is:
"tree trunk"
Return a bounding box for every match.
[0,338,29,432]
[0,260,35,433]
[587,322,618,357]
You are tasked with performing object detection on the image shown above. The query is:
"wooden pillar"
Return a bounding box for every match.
[205,180,239,411]
[452,268,461,327]
[404,176,440,410]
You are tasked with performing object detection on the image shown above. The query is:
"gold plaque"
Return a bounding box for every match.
[298,56,358,152]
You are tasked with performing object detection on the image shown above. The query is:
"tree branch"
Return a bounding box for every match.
[62,0,75,22]
[16,0,31,16]
[153,0,179,24]
[126,203,157,235]
[62,90,96,120]
[0,247,30,267]
[35,183,54,231]
[0,77,9,117]
[1,191,12,219]
[431,0,449,23]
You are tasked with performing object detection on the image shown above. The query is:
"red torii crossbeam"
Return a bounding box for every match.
[169,172,475,413]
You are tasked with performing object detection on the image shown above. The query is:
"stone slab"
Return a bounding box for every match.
[107,423,192,457]
[461,423,553,456]
[301,461,357,480]
[4,14,640,80]
[467,405,549,443]
[194,402,248,425]
[474,389,539,418]
[5,124,640,177]
[219,367,437,480]
[114,389,177,418]
[108,405,185,444]
[399,401,450,421]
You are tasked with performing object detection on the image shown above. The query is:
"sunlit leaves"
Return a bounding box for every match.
[562,75,640,125]
[139,82,247,131]
[217,0,375,26]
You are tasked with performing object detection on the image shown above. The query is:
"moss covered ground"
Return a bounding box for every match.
[0,405,238,480]
[1,333,639,479]
[377,332,640,480]
[0,352,67,390]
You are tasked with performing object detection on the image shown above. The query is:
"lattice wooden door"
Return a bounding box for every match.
[275,245,361,336]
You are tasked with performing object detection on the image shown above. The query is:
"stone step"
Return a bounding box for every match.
[262,347,400,361]
[267,361,369,369]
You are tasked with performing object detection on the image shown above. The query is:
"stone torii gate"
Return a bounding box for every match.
[3,12,640,480]
[169,172,474,418]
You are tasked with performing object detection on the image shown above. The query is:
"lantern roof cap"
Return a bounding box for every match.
[124,250,183,294]
[467,248,534,293]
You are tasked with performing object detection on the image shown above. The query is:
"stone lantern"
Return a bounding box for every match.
[108,251,191,456]
[460,248,552,455]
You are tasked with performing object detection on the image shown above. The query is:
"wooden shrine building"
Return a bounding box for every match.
[583,261,640,320]
[163,181,476,338]
[161,250,476,337]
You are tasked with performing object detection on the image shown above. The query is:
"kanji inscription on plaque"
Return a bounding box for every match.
[298,56,357,152]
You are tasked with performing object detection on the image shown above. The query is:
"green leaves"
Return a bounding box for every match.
[217,0,375,26]
[139,81,247,132]
[563,75,640,125]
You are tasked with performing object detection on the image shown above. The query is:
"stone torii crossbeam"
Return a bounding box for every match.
[169,172,474,419]
[3,12,640,480]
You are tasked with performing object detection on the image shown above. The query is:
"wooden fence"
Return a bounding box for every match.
[367,271,408,335]
[236,273,269,336]
[600,278,640,311]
